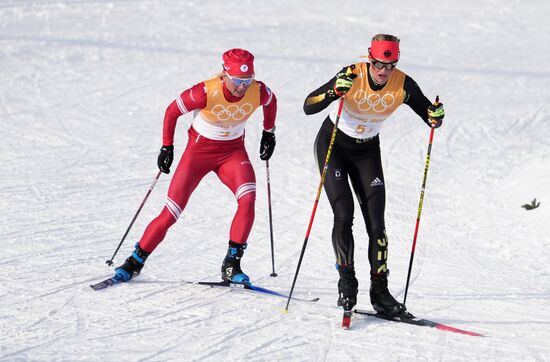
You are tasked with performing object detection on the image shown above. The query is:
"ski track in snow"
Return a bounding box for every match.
[1,0,550,361]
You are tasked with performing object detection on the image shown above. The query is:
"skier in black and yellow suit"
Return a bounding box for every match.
[303,34,445,316]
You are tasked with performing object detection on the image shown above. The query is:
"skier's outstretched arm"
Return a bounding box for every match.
[258,81,277,161]
[158,82,207,174]
[403,76,445,128]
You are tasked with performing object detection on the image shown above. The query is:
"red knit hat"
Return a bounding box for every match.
[222,48,255,77]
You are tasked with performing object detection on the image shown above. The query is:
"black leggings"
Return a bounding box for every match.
[315,117,389,274]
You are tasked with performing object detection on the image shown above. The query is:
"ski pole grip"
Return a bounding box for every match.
[430,95,440,127]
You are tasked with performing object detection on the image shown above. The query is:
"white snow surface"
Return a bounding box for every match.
[1,0,550,361]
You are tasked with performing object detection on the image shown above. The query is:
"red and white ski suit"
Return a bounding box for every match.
[138,76,277,252]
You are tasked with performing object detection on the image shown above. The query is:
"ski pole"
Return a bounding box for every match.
[284,96,345,312]
[105,170,162,266]
[266,160,278,277]
[402,96,440,305]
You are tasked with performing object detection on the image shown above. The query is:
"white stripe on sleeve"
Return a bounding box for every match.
[264,86,273,106]
[176,96,189,114]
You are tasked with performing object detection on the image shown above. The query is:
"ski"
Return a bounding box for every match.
[341,310,352,329]
[90,277,319,303]
[354,309,483,337]
[194,281,319,303]
[90,275,125,290]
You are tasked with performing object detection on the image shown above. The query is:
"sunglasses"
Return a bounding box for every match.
[225,73,254,87]
[370,58,398,70]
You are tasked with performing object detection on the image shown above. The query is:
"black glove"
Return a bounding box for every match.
[428,102,445,128]
[259,130,276,161]
[333,71,357,97]
[157,145,174,173]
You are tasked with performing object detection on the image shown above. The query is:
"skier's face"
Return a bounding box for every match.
[369,56,396,85]
[224,73,253,97]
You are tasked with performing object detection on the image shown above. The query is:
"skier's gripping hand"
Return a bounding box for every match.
[333,72,357,98]
[157,145,174,173]
[428,102,445,128]
[259,130,276,161]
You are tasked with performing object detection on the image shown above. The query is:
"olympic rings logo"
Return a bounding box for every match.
[211,103,253,121]
[352,91,395,113]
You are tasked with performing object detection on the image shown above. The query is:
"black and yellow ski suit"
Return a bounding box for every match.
[303,62,434,276]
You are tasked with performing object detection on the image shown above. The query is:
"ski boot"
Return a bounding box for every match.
[221,241,250,284]
[115,243,151,281]
[370,272,406,317]
[336,264,358,311]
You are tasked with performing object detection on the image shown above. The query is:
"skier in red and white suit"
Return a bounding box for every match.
[116,49,277,284]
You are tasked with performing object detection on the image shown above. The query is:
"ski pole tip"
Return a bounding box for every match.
[270,272,278,277]
[282,308,289,314]
[105,260,114,266]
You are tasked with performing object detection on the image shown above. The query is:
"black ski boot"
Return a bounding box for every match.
[115,243,151,281]
[370,273,406,317]
[221,241,250,284]
[336,265,358,311]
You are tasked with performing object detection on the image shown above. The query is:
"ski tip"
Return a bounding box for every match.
[342,317,351,329]
[342,310,353,329]
[89,283,107,291]
[435,324,484,337]
[89,275,124,290]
